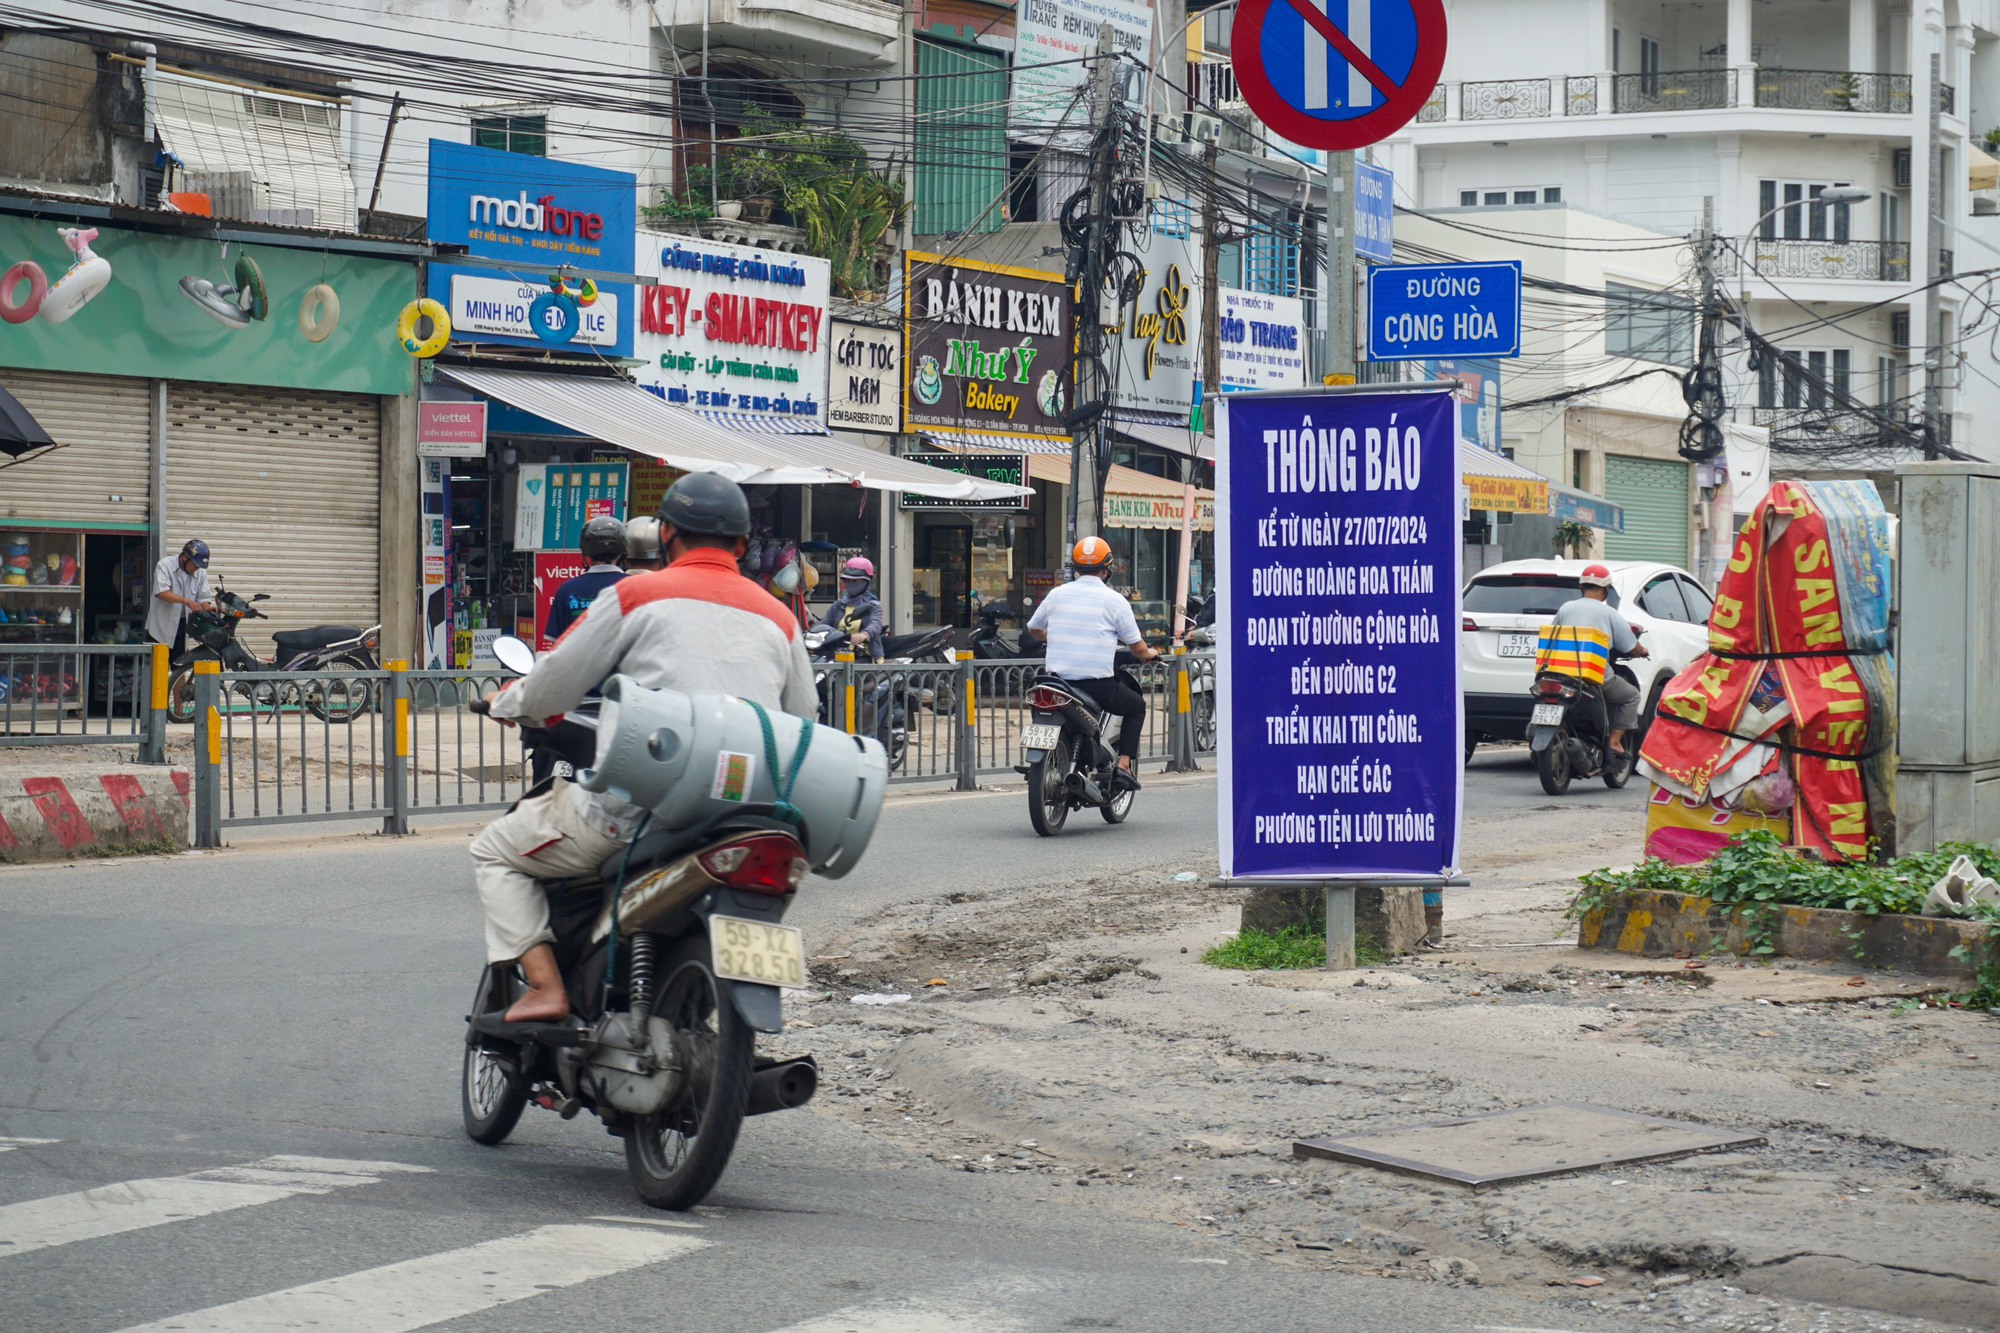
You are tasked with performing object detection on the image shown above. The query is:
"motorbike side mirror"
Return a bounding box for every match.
[252,593,270,601]
[492,635,536,675]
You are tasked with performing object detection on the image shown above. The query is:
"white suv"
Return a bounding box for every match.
[1461,559,1713,755]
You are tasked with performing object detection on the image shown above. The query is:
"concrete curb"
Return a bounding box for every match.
[1577,888,1991,982]
[0,767,190,863]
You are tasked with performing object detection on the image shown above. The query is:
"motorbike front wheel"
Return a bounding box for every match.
[625,935,755,1211]
[461,967,528,1146]
[1027,735,1073,837]
[1191,694,1216,752]
[1602,734,1635,789]
[1534,733,1573,796]
[165,666,197,724]
[1100,779,1136,824]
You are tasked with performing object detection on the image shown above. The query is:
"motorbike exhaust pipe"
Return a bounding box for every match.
[747,1055,819,1116]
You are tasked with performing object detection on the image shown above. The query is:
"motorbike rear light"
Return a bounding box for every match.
[699,833,809,895]
[1537,678,1566,697]
[1027,685,1070,711]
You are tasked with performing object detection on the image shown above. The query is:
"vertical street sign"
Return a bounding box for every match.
[1354,160,1395,263]
[1231,0,1447,151]
[1215,388,1463,878]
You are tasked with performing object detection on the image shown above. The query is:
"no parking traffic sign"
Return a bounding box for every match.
[1231,0,1446,151]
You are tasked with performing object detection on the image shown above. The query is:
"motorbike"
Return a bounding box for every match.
[969,602,1046,664]
[803,624,953,772]
[1525,631,1644,795]
[1016,653,1142,835]
[464,636,885,1210]
[165,584,381,724]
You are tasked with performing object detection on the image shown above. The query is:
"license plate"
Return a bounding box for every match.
[710,916,807,989]
[1499,633,1538,658]
[1531,703,1567,726]
[1021,723,1063,750]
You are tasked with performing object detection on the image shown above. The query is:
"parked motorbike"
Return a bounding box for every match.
[803,624,952,772]
[1524,631,1644,795]
[1016,653,1142,835]
[165,584,381,724]
[1181,621,1217,752]
[464,636,885,1210]
[969,602,1044,663]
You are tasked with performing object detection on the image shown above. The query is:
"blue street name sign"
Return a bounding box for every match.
[1215,388,1464,880]
[1365,260,1522,361]
[1354,161,1394,264]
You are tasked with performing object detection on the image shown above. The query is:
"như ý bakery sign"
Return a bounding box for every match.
[904,252,1070,445]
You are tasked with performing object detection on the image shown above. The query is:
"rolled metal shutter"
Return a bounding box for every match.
[1602,454,1690,568]
[166,383,380,658]
[0,370,152,528]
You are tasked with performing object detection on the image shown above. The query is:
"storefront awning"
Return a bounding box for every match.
[920,429,1071,455]
[1550,483,1627,533]
[1972,145,2000,193]
[442,367,1029,501]
[149,73,355,231]
[1460,441,1551,514]
[1108,411,1203,459]
[1022,454,1215,532]
[697,410,830,436]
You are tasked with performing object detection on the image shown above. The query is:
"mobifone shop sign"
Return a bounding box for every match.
[904,253,1071,446]
[634,231,830,422]
[424,139,637,358]
[1216,388,1463,879]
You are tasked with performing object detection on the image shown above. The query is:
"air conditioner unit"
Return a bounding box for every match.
[1154,112,1186,145]
[1893,148,1913,189]
[1891,311,1911,348]
[1188,114,1223,145]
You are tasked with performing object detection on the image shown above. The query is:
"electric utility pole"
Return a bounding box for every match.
[1922,50,1946,459]
[1067,22,1122,547]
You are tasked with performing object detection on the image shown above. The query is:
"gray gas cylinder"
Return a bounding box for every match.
[577,675,887,877]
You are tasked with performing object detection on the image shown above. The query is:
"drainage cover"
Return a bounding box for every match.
[1294,1102,1763,1188]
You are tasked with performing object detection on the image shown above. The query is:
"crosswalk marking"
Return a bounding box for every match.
[766,1299,1027,1333]
[0,1156,429,1260]
[0,1137,58,1153]
[113,1224,704,1332]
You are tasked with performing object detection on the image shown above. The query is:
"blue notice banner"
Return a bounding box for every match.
[1216,389,1463,879]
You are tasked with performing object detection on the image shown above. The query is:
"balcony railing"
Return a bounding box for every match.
[1941,83,1957,114]
[1411,67,1921,126]
[1749,406,1929,455]
[1753,69,1911,113]
[1939,248,1955,277]
[1461,78,1553,119]
[1741,238,1910,282]
[1612,69,1733,113]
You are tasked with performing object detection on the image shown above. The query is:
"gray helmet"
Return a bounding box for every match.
[658,471,751,537]
[579,515,628,563]
[623,516,663,563]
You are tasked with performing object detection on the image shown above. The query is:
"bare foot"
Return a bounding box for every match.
[503,985,569,1023]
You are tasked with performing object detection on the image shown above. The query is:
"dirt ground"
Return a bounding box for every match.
[775,784,2000,1332]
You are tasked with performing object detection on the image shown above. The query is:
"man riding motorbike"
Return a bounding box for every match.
[622,516,665,572]
[473,473,817,1023]
[1026,537,1159,789]
[543,516,629,643]
[1547,563,1649,755]
[816,556,885,662]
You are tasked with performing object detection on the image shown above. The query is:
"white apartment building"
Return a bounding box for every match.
[1377,0,1998,467]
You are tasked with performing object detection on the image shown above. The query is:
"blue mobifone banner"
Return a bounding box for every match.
[1216,389,1463,879]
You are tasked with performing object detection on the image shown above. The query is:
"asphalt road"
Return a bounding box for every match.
[0,758,1634,1332]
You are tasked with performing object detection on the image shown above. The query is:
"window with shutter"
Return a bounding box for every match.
[914,39,1007,236]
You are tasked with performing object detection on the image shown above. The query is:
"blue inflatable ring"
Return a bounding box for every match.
[529,291,579,345]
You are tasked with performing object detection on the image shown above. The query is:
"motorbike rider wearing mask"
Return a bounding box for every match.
[816,556,884,661]
[1027,537,1160,789]
[473,474,817,1023]
[1550,564,1649,754]
[543,516,629,643]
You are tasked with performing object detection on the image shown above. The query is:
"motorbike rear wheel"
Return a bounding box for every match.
[625,935,755,1210]
[1027,734,1073,837]
[461,967,528,1146]
[303,650,376,724]
[1534,734,1573,796]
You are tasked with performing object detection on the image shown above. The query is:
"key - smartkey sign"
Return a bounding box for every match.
[1216,388,1463,879]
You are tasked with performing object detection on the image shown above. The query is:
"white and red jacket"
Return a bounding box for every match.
[491,546,817,835]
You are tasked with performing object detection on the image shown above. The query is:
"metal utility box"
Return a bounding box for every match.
[1894,462,2000,851]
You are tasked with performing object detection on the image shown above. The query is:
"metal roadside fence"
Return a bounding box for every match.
[0,643,168,760]
[176,650,1218,845]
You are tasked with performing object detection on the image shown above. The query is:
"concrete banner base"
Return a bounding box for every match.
[0,765,190,863]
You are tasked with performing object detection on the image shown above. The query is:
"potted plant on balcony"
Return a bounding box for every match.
[789,168,911,300]
[722,144,784,224]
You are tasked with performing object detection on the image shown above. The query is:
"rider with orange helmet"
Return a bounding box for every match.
[1025,536,1160,788]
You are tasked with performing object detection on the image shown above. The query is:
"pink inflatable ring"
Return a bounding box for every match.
[0,261,47,324]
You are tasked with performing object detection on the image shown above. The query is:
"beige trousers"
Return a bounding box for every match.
[469,781,630,964]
